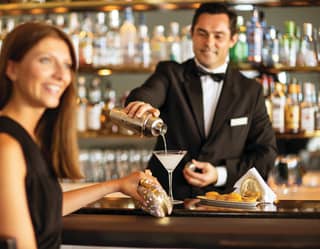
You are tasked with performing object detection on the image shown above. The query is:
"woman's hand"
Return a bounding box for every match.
[117,170,158,204]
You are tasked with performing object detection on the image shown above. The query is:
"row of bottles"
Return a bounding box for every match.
[70,149,152,182]
[261,74,320,134]
[76,74,167,137]
[0,9,194,68]
[77,72,320,137]
[76,75,122,134]
[230,8,320,67]
[74,8,194,67]
[2,8,319,69]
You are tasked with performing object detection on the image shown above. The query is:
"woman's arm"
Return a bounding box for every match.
[0,134,37,249]
[62,171,148,216]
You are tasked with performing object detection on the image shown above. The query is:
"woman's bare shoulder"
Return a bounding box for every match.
[0,132,21,151]
[0,133,26,174]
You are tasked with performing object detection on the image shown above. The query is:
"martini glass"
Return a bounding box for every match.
[153,150,187,204]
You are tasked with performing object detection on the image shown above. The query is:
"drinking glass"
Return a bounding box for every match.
[153,150,186,204]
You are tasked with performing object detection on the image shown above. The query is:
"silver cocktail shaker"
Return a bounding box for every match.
[109,107,167,137]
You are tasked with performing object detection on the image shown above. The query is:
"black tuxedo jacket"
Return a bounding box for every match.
[126,59,277,200]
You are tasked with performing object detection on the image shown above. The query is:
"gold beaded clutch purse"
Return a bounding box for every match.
[136,178,173,218]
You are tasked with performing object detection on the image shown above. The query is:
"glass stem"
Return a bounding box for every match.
[168,170,174,202]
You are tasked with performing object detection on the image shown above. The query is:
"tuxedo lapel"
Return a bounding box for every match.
[183,60,205,139]
[207,66,238,140]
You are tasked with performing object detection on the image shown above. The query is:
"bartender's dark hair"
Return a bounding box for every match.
[191,3,238,36]
[0,22,82,179]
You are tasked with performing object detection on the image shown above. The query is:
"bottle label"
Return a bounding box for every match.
[272,107,285,132]
[301,107,315,132]
[87,104,102,130]
[77,104,87,132]
[285,105,299,131]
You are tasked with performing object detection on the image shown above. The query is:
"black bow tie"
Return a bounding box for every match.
[197,67,225,82]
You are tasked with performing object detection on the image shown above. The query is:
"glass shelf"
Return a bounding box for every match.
[79,65,155,75]
[234,63,320,74]
[1,0,320,16]
[276,131,320,140]
[78,130,320,142]
[77,131,156,149]
[78,64,320,75]
[78,131,143,139]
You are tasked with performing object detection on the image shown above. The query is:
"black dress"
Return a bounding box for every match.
[0,116,62,249]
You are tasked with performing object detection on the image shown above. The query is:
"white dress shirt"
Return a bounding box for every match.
[194,58,228,187]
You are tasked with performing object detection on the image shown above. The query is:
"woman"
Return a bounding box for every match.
[0,22,153,249]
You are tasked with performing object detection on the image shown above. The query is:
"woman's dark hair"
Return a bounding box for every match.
[191,3,238,36]
[0,22,82,179]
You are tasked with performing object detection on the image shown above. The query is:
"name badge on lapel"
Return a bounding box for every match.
[230,117,248,127]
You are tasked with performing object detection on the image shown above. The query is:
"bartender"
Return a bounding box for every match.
[125,2,277,200]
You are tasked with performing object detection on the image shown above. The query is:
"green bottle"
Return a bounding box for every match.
[230,16,248,64]
[280,20,298,67]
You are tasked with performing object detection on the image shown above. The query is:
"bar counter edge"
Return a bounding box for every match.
[62,213,320,249]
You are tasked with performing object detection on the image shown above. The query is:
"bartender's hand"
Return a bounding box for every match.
[124,101,160,118]
[183,159,218,187]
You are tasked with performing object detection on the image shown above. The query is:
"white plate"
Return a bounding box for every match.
[197,196,259,209]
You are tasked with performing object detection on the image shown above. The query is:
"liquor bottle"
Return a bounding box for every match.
[230,16,248,64]
[0,19,3,51]
[107,10,122,65]
[180,25,194,62]
[300,82,316,133]
[54,14,67,33]
[0,17,15,48]
[261,74,272,120]
[317,27,320,64]
[88,150,104,182]
[151,25,167,65]
[115,150,129,178]
[5,18,15,34]
[262,26,279,67]
[100,80,117,134]
[259,10,267,36]
[279,21,298,67]
[79,14,94,66]
[315,91,320,130]
[295,25,302,63]
[76,76,88,132]
[285,79,300,134]
[117,91,134,136]
[93,12,108,67]
[120,6,137,65]
[167,22,181,62]
[271,82,286,133]
[297,79,304,103]
[68,13,80,63]
[87,77,102,131]
[297,23,318,67]
[103,150,116,180]
[128,149,142,173]
[136,13,151,68]
[312,27,318,64]
[246,8,263,64]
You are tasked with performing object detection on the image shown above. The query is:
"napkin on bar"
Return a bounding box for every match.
[234,167,277,203]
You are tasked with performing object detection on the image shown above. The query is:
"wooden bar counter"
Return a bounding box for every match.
[62,192,320,249]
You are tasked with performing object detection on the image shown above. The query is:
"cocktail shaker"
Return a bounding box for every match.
[109,107,167,137]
